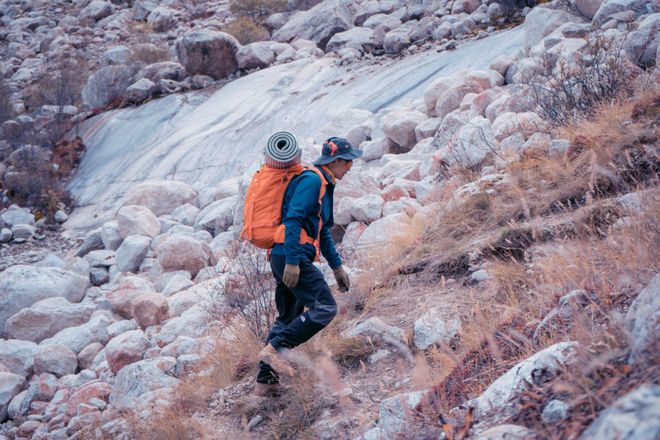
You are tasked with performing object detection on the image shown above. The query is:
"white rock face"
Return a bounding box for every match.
[469,342,578,425]
[625,274,660,366]
[33,344,77,377]
[579,384,660,440]
[0,340,37,377]
[40,311,114,354]
[176,30,240,80]
[123,181,197,217]
[4,297,96,343]
[0,266,88,337]
[381,108,428,150]
[350,194,384,224]
[413,308,462,350]
[115,234,151,273]
[523,7,583,54]
[117,205,161,239]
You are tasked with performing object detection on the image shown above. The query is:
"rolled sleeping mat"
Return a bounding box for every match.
[264,131,301,169]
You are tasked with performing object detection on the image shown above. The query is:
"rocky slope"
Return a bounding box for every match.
[1,0,659,439]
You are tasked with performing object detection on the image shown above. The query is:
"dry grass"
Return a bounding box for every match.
[222,17,271,45]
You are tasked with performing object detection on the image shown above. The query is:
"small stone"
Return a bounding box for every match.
[470,269,491,282]
[542,399,569,424]
[54,210,68,223]
[0,228,11,243]
[11,224,35,242]
[248,415,263,431]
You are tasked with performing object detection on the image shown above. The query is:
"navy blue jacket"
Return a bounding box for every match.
[270,166,342,269]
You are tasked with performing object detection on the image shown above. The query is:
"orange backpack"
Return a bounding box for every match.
[241,164,326,249]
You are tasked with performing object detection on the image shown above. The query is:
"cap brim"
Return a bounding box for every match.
[312,149,363,166]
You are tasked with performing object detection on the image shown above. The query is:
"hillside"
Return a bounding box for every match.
[0,0,659,439]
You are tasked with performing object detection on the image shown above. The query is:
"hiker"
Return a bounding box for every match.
[253,136,363,397]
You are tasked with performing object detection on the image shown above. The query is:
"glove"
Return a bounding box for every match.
[282,264,300,288]
[333,266,350,292]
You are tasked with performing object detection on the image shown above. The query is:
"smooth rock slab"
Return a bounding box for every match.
[4,297,96,343]
[579,384,660,440]
[0,266,88,337]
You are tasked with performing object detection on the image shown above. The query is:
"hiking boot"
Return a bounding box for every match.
[253,382,281,397]
[258,344,296,377]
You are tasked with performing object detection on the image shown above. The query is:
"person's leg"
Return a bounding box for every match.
[268,258,337,350]
[257,261,304,385]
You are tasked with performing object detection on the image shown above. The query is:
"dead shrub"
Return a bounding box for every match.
[222,17,271,45]
[229,0,287,22]
[531,35,639,126]
[130,43,170,66]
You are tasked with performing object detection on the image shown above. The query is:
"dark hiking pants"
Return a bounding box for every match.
[256,254,337,384]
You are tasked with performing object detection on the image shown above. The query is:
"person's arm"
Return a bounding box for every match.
[319,224,342,270]
[282,174,322,265]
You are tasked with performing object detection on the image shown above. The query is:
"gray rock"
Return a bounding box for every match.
[170,204,199,227]
[175,30,240,80]
[81,65,136,110]
[470,269,491,282]
[117,205,161,238]
[475,424,536,439]
[102,45,131,65]
[194,196,237,235]
[549,139,571,156]
[115,235,151,273]
[0,266,88,337]
[574,0,604,19]
[90,267,110,286]
[593,0,652,26]
[101,221,122,251]
[147,6,175,32]
[469,342,578,426]
[625,274,660,366]
[0,372,27,422]
[0,228,11,243]
[542,399,569,424]
[248,415,263,431]
[236,42,277,71]
[623,13,660,67]
[80,1,115,21]
[579,385,660,440]
[0,339,38,377]
[523,8,583,54]
[162,274,194,296]
[76,227,104,257]
[138,62,186,83]
[1,205,35,227]
[132,0,156,21]
[40,311,113,354]
[272,1,353,50]
[384,30,411,54]
[85,250,116,268]
[413,308,462,350]
[108,360,178,411]
[326,27,377,54]
[378,389,429,436]
[33,344,77,377]
[4,297,96,343]
[342,317,406,343]
[10,224,33,242]
[126,78,156,103]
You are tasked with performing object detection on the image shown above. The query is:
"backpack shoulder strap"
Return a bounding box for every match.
[301,165,327,204]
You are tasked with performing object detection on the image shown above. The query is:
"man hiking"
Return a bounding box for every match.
[254,136,363,397]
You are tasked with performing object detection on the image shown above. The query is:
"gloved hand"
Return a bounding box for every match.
[282,264,300,288]
[333,266,350,292]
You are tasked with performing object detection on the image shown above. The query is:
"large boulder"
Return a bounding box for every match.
[123,181,197,217]
[623,13,660,67]
[272,1,353,50]
[116,205,160,239]
[175,30,240,80]
[381,108,428,151]
[156,234,212,276]
[33,344,77,377]
[194,196,237,235]
[592,0,653,26]
[326,27,378,54]
[0,372,27,422]
[491,112,544,141]
[436,116,497,167]
[107,275,156,318]
[0,266,88,337]
[523,7,583,54]
[147,6,175,32]
[356,213,409,250]
[109,360,178,411]
[423,73,484,118]
[625,274,660,366]
[40,311,113,354]
[115,234,151,273]
[80,1,115,21]
[4,297,96,343]
[105,330,150,374]
[81,65,135,110]
[574,0,604,19]
[236,42,276,70]
[131,292,169,330]
[0,340,37,377]
[469,342,577,425]
[0,205,35,227]
[579,384,660,440]
[350,194,384,224]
